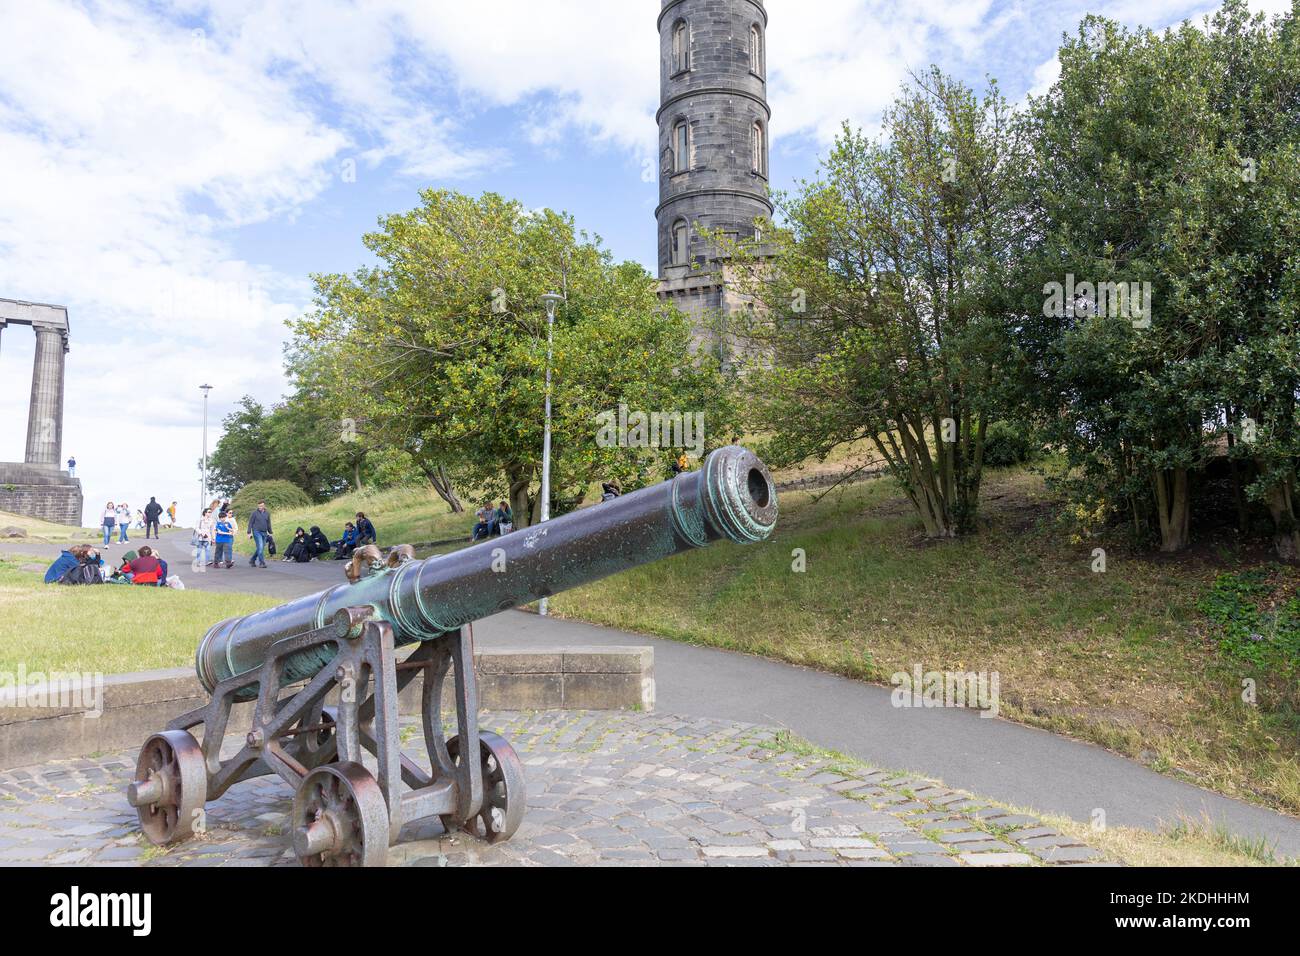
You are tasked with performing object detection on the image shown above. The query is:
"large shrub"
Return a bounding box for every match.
[231,480,311,518]
[982,421,1038,467]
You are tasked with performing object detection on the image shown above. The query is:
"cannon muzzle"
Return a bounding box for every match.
[196,445,778,696]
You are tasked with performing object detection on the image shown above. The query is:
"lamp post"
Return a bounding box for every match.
[199,384,213,515]
[537,293,564,616]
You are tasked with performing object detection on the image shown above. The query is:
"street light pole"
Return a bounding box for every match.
[538,293,564,617]
[200,384,213,515]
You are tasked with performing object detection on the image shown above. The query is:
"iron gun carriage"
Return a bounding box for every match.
[126,446,778,865]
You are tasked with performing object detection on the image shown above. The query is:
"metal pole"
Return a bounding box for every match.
[538,294,562,617]
[200,384,212,516]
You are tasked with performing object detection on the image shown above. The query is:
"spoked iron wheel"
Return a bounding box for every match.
[127,730,207,845]
[442,731,525,844]
[291,762,389,867]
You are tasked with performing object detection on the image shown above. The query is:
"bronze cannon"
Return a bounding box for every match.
[126,446,778,866]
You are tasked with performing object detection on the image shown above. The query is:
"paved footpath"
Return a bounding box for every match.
[8,531,1300,858]
[0,711,1107,867]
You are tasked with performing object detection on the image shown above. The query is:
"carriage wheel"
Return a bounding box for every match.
[291,762,389,867]
[128,730,207,845]
[441,731,525,844]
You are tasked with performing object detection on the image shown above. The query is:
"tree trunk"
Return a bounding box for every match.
[1263,476,1300,561]
[1152,468,1190,552]
[419,462,463,513]
[880,423,954,538]
[352,459,364,492]
[506,466,532,529]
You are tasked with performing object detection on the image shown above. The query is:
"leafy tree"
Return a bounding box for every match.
[1209,0,1300,557]
[293,190,736,525]
[1025,3,1299,553]
[206,389,398,502]
[205,397,275,498]
[726,70,1032,537]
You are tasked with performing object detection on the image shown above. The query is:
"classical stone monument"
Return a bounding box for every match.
[0,298,83,525]
[655,0,773,360]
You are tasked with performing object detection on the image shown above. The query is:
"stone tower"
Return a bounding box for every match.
[655,0,772,352]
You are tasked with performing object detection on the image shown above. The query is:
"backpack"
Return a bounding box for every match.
[59,563,102,586]
[266,534,277,556]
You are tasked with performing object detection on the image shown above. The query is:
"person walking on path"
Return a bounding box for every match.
[67,456,76,477]
[144,497,163,538]
[166,501,178,528]
[116,502,131,543]
[214,511,236,568]
[247,500,272,569]
[101,501,116,547]
[194,507,215,570]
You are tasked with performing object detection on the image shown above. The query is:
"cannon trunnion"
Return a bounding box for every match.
[126,446,778,866]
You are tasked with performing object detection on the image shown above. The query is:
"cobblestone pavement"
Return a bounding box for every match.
[0,711,1110,867]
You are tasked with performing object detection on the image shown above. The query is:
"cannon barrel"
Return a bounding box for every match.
[196,445,778,695]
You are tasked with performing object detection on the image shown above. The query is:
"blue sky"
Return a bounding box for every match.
[0,0,1289,525]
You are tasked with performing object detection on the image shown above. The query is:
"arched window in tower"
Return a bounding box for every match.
[673,121,689,173]
[672,219,689,265]
[672,20,689,73]
[750,24,764,77]
[752,121,766,176]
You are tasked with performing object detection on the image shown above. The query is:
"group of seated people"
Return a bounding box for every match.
[278,512,379,561]
[333,512,377,559]
[472,500,514,541]
[281,526,332,563]
[44,544,171,586]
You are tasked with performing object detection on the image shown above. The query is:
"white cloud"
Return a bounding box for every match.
[0,0,1291,525]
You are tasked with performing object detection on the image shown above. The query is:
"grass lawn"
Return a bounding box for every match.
[231,486,473,557]
[0,510,99,543]
[549,467,1300,818]
[0,557,277,675]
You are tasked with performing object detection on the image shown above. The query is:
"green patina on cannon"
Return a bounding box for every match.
[126,446,778,866]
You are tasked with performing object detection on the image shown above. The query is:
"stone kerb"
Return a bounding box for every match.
[0,646,654,769]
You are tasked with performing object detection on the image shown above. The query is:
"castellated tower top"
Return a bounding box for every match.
[656,0,772,280]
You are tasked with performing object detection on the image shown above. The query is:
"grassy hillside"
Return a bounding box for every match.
[233,486,473,556]
[549,468,1300,817]
[213,465,1300,816]
[0,510,97,543]
[0,557,277,674]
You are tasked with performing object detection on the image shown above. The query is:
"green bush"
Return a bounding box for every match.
[231,480,311,518]
[982,421,1037,467]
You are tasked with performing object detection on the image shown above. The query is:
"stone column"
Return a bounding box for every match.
[24,324,67,468]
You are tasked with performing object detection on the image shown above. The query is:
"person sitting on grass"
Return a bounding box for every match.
[110,549,137,583]
[307,526,331,559]
[45,545,94,583]
[355,512,377,545]
[127,545,164,585]
[472,501,496,541]
[283,527,311,562]
[495,500,513,535]
[334,522,358,559]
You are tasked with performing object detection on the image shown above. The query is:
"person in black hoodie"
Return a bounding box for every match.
[307,526,332,558]
[282,527,311,562]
